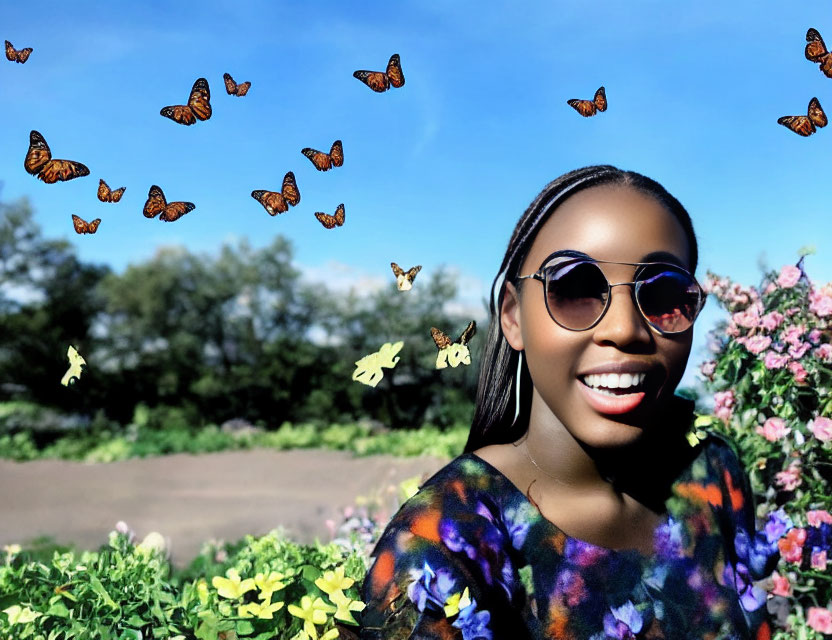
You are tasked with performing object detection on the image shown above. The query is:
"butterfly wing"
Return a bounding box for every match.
[143,185,168,218]
[315,212,338,229]
[235,81,251,96]
[431,327,452,350]
[223,72,238,95]
[353,69,390,92]
[806,29,832,78]
[334,203,345,226]
[593,86,607,112]
[16,47,32,63]
[188,77,212,120]
[72,214,101,234]
[391,262,405,278]
[567,98,597,117]
[456,320,477,347]
[98,179,125,202]
[301,146,332,171]
[777,115,813,136]
[251,190,288,216]
[24,130,51,176]
[352,350,385,387]
[330,140,344,167]
[38,159,90,184]
[4,40,15,62]
[5,40,31,63]
[405,265,422,282]
[809,96,828,129]
[281,171,300,206]
[159,201,195,222]
[160,104,196,125]
[386,54,405,88]
[61,345,86,386]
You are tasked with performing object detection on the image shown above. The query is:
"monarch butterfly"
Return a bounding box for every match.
[71,214,101,235]
[391,262,422,291]
[567,86,607,117]
[301,140,343,171]
[61,345,86,386]
[5,40,32,63]
[223,73,250,96]
[24,130,90,183]
[777,97,828,136]
[251,172,301,216]
[160,77,212,125]
[314,203,345,229]
[805,28,832,79]
[353,54,405,93]
[142,185,195,222]
[431,321,476,369]
[97,179,125,203]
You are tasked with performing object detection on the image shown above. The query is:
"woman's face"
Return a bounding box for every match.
[501,184,695,449]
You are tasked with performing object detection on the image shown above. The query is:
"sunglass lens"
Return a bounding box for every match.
[637,271,701,333]
[545,261,608,329]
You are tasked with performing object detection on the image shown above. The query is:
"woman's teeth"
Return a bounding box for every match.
[581,372,647,395]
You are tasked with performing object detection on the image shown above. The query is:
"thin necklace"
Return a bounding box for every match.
[513,433,574,487]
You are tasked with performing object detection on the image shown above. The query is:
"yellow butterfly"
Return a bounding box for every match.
[444,587,472,617]
[391,262,422,291]
[431,321,476,369]
[686,415,715,447]
[60,345,86,386]
[352,341,404,387]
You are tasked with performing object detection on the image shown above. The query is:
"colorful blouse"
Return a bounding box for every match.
[359,431,780,639]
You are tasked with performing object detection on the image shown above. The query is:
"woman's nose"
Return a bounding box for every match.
[593,283,652,343]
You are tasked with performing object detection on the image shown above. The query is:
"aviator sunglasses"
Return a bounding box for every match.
[515,250,706,335]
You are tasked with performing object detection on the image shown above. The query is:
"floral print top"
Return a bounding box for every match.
[359,429,781,639]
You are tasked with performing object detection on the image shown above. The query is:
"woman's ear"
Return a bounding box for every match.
[500,281,525,351]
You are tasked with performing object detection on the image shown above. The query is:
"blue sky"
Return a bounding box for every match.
[2,0,831,392]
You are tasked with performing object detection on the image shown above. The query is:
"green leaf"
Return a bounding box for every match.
[235,620,255,635]
[88,573,119,611]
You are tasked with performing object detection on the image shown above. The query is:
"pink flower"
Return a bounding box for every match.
[809,329,823,345]
[756,417,791,442]
[775,463,802,492]
[714,390,735,423]
[743,335,772,355]
[785,306,801,317]
[700,361,716,378]
[764,282,777,295]
[788,361,808,383]
[810,291,832,317]
[777,265,802,288]
[808,607,832,634]
[778,527,807,562]
[814,344,832,362]
[808,417,832,442]
[769,571,792,597]
[725,322,741,338]
[812,549,828,571]
[788,342,811,360]
[761,311,785,332]
[764,351,789,369]
[782,324,806,347]
[732,308,760,329]
[807,510,832,527]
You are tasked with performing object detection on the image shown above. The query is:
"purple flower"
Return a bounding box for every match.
[452,598,492,640]
[654,517,684,559]
[723,562,767,612]
[407,561,457,613]
[602,600,643,639]
[764,509,793,546]
[565,538,610,567]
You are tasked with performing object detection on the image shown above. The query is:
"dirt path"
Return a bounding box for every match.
[0,449,448,568]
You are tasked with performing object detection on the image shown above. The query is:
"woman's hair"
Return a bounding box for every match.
[463,165,699,453]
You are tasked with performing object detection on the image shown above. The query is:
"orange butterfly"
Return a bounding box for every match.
[24,130,90,183]
[567,86,607,117]
[223,73,250,96]
[5,40,32,63]
[777,97,828,136]
[301,140,343,172]
[97,179,125,203]
[353,54,405,93]
[314,203,345,229]
[251,171,301,216]
[71,214,100,235]
[805,28,832,79]
[142,185,195,222]
[160,77,212,125]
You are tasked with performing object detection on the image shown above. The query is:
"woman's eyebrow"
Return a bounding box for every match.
[641,251,685,267]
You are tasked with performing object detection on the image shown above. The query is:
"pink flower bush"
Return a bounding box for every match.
[807,510,832,527]
[763,351,789,369]
[808,417,832,442]
[808,329,823,344]
[775,463,802,491]
[811,549,828,571]
[781,324,806,347]
[699,360,716,379]
[738,335,771,355]
[713,390,735,423]
[756,418,791,442]
[808,607,832,634]
[761,311,785,331]
[769,571,792,597]
[788,342,811,360]
[778,527,807,563]
[810,290,832,317]
[788,361,808,383]
[814,344,832,361]
[777,265,802,288]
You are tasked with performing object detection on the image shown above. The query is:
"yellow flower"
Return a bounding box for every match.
[237,600,285,619]
[3,544,21,564]
[293,630,339,640]
[287,596,336,640]
[328,589,366,624]
[314,566,354,595]
[3,605,42,624]
[443,587,471,617]
[196,578,210,605]
[254,570,286,602]
[212,568,256,600]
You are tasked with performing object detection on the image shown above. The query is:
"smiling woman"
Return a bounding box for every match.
[359,166,781,639]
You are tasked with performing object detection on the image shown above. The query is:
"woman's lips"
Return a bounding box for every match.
[576,377,647,415]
